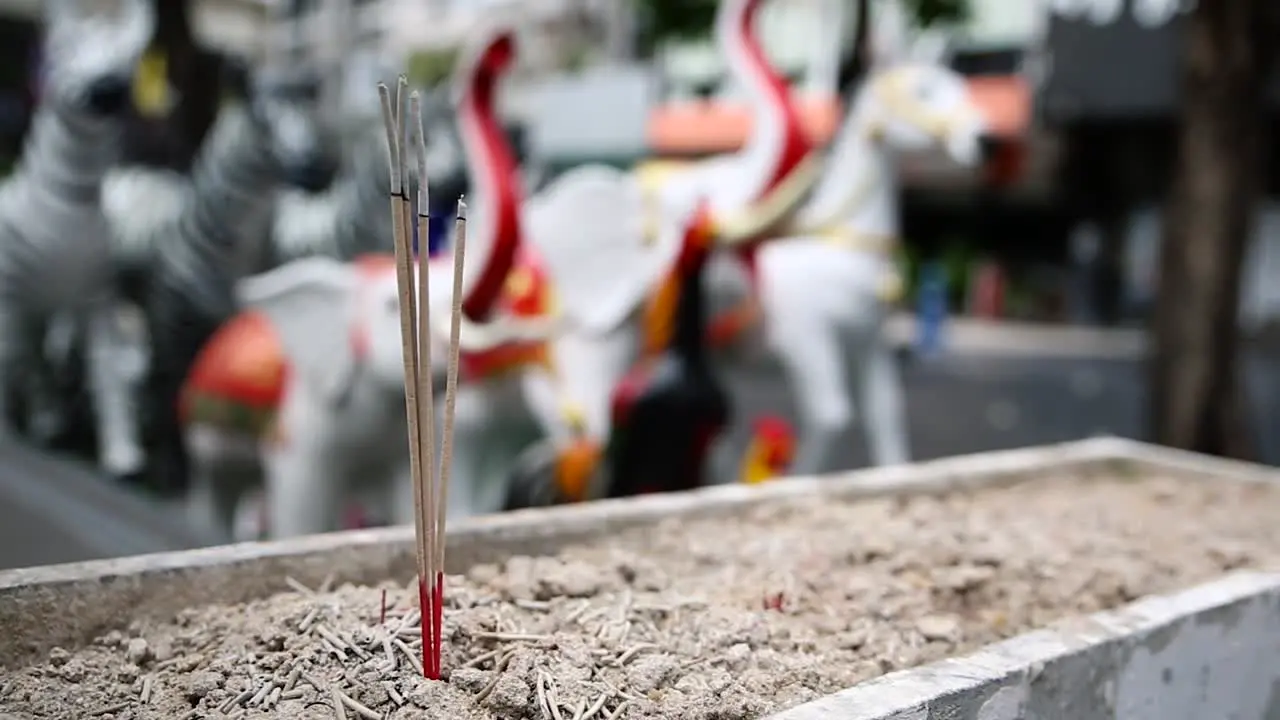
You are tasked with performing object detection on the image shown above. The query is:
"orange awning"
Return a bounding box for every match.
[645,74,1031,157]
[646,95,841,155]
[967,75,1031,139]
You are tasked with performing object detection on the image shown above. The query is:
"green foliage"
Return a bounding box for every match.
[407,49,460,87]
[633,0,717,46]
[564,42,596,73]
[900,0,970,27]
[940,238,974,308]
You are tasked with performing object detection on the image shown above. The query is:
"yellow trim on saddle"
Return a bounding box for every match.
[559,400,587,437]
[711,152,825,246]
[633,152,822,248]
[877,270,905,304]
[778,151,879,240]
[641,188,662,246]
[814,227,905,304]
[816,227,898,255]
[634,160,695,246]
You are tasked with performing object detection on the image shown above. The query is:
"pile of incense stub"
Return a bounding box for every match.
[377,75,466,681]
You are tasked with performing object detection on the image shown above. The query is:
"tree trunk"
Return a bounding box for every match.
[1150,0,1273,458]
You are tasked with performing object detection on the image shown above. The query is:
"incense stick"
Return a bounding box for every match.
[408,90,442,680]
[377,80,432,678]
[427,197,467,678]
[439,198,466,575]
[393,76,442,680]
[397,77,418,362]
[380,77,465,681]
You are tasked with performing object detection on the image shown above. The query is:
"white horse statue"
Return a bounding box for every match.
[538,0,824,451]
[525,5,988,492]
[733,55,987,473]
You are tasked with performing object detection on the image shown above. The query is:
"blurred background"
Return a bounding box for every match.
[0,0,1275,569]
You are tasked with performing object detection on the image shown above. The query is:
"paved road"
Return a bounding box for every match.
[720,323,1280,470]
[0,435,217,571]
[3,319,1277,571]
[716,352,1147,476]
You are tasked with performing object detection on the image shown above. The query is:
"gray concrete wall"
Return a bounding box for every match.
[771,571,1280,720]
[0,436,218,571]
[4,438,1280,718]
[0,438,1127,670]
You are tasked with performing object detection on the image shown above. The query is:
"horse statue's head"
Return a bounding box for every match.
[848,6,987,167]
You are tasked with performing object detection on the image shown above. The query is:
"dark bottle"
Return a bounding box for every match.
[605,208,731,497]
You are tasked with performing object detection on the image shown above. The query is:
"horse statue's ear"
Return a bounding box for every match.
[868,0,910,68]
[909,30,952,66]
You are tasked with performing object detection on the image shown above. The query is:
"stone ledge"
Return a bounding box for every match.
[1,437,1274,674]
[769,571,1280,720]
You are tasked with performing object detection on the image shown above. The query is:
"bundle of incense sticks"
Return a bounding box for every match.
[376,76,466,681]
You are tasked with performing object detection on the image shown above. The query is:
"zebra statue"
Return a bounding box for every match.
[269,88,467,264]
[22,122,186,461]
[0,0,154,476]
[102,164,187,305]
[27,72,335,483]
[139,72,336,494]
[268,123,394,264]
[100,76,335,301]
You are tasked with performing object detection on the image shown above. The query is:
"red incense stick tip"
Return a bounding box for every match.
[418,577,437,679]
[431,573,445,678]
